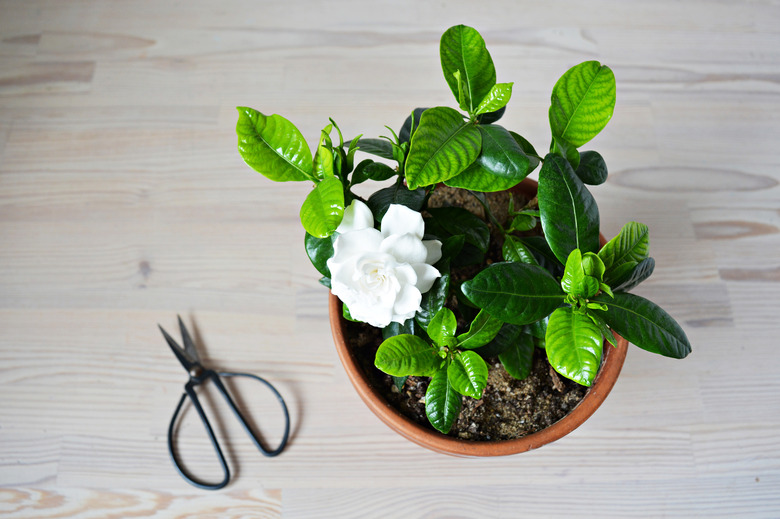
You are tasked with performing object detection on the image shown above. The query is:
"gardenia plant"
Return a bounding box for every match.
[236,25,692,434]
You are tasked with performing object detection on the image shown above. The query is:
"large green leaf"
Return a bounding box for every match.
[502,235,539,265]
[416,270,450,330]
[549,61,616,148]
[426,207,490,253]
[440,25,496,113]
[425,368,462,434]
[447,351,489,398]
[355,138,394,160]
[366,183,426,222]
[593,292,691,359]
[561,249,599,298]
[457,309,503,350]
[545,306,604,386]
[304,232,335,277]
[299,176,344,238]
[461,262,565,325]
[599,222,649,283]
[375,334,441,376]
[613,257,655,292]
[575,150,608,185]
[475,83,513,115]
[428,307,457,346]
[236,107,314,182]
[538,153,600,263]
[405,107,482,189]
[498,331,534,380]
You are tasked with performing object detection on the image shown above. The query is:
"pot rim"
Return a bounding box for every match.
[328,178,629,457]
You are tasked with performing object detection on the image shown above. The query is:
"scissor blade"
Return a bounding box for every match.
[159,324,196,372]
[177,315,200,365]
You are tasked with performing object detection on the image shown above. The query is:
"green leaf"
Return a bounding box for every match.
[299,176,345,238]
[502,235,539,265]
[476,106,506,125]
[445,124,532,192]
[366,182,426,222]
[375,334,441,376]
[552,135,581,170]
[461,262,565,326]
[448,351,489,398]
[509,131,541,171]
[473,323,523,357]
[589,312,617,348]
[453,70,469,112]
[428,307,457,345]
[313,124,334,179]
[575,150,608,185]
[425,368,462,434]
[351,160,396,186]
[549,61,616,148]
[399,108,428,145]
[392,376,407,392]
[440,25,496,113]
[355,138,395,160]
[426,207,490,253]
[592,292,691,359]
[304,232,336,277]
[382,318,421,340]
[509,214,537,232]
[561,249,599,298]
[417,270,450,330]
[475,83,513,115]
[582,252,606,281]
[405,107,482,190]
[236,107,314,182]
[613,257,656,292]
[538,153,600,263]
[517,236,563,274]
[545,306,604,386]
[457,309,503,350]
[342,303,360,322]
[599,222,650,283]
[499,331,534,380]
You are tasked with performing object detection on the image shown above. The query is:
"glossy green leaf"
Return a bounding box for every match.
[509,131,541,171]
[355,138,394,160]
[474,323,523,357]
[545,306,604,386]
[509,214,537,232]
[382,317,420,340]
[457,309,503,350]
[499,331,534,380]
[475,83,514,115]
[399,108,428,145]
[613,257,656,292]
[351,160,396,185]
[426,207,490,253]
[502,235,539,265]
[461,262,565,325]
[425,368,462,434]
[476,105,506,125]
[366,183,426,222]
[313,125,334,179]
[405,107,481,189]
[304,232,335,277]
[549,61,616,147]
[375,334,441,377]
[440,25,496,113]
[552,135,581,170]
[538,153,600,263]
[589,312,617,348]
[445,124,532,192]
[517,236,563,274]
[561,249,599,298]
[575,150,608,185]
[593,292,691,359]
[299,176,344,238]
[582,252,606,281]
[236,107,314,182]
[599,222,649,283]
[416,271,450,330]
[448,350,489,398]
[428,307,457,346]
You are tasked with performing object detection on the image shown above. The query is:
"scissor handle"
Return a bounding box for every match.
[167,370,290,490]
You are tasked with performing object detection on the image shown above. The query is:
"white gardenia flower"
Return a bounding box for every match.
[327,200,443,328]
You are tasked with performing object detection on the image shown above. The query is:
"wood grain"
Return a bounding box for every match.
[1,0,779,516]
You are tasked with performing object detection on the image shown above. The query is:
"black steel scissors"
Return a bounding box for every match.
[160,316,290,490]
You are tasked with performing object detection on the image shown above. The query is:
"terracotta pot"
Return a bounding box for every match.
[329,178,629,457]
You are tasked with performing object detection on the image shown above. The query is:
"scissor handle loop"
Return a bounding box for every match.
[167,370,290,490]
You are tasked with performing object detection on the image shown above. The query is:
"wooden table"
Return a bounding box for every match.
[1,1,778,516]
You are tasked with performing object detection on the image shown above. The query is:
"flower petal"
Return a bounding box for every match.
[423,239,443,265]
[381,204,425,240]
[411,263,441,294]
[336,199,374,233]
[393,284,422,320]
[332,227,382,261]
[380,234,428,265]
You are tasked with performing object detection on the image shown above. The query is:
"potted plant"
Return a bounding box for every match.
[235,25,691,455]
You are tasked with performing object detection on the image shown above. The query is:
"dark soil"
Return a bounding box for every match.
[345,185,588,441]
